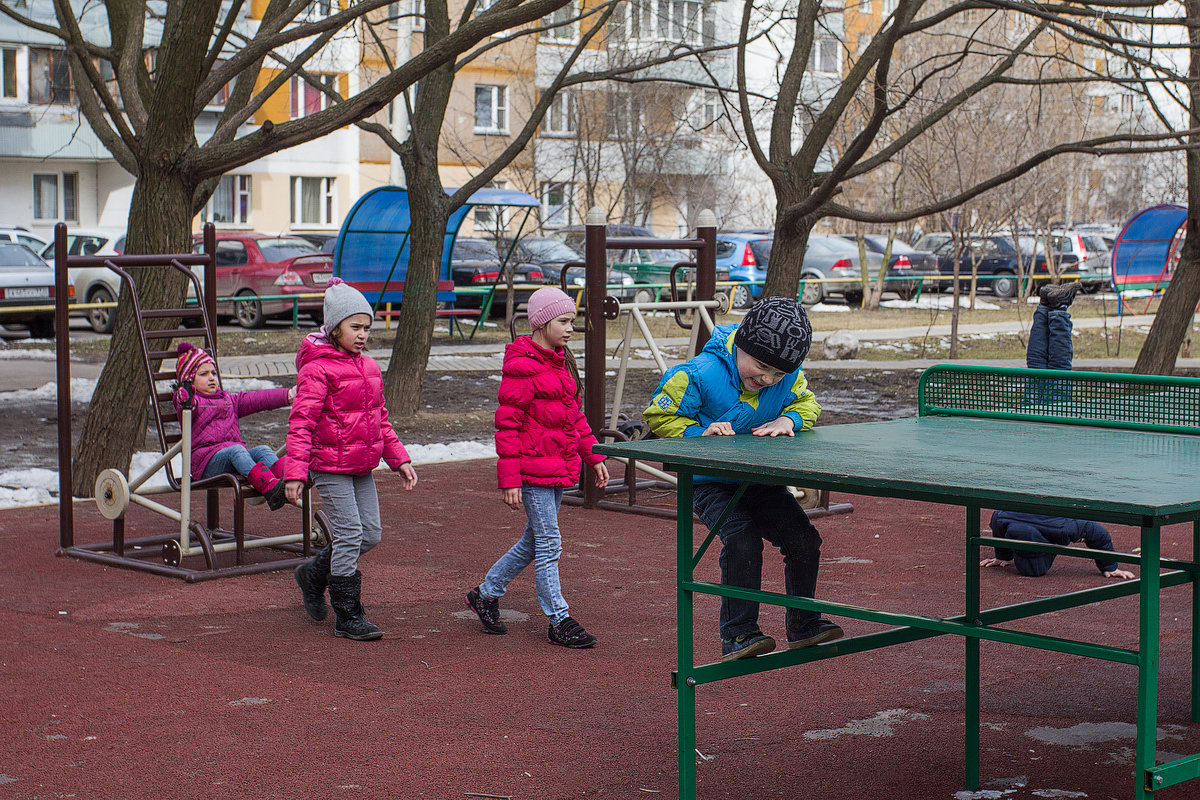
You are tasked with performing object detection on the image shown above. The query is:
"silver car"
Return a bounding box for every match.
[0,242,58,338]
[799,234,891,306]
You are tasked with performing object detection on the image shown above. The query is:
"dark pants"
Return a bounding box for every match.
[1027,304,1073,370]
[692,482,822,640]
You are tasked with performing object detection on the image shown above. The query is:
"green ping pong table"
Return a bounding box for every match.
[594,364,1200,799]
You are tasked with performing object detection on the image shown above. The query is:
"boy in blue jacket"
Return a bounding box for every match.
[645,296,842,661]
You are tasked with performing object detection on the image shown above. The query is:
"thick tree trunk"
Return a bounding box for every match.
[1133,0,1200,376]
[763,186,815,301]
[70,170,196,496]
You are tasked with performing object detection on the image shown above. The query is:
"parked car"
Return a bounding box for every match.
[450,236,546,314]
[927,235,1080,298]
[551,224,714,296]
[41,227,127,333]
[0,227,51,253]
[1046,230,1111,292]
[293,232,338,251]
[838,234,939,300]
[0,243,59,339]
[715,233,773,309]
[798,234,915,306]
[190,232,332,327]
[498,236,637,303]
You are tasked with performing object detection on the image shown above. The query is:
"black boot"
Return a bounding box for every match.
[328,571,384,641]
[294,546,332,621]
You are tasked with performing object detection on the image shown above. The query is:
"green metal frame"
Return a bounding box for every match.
[596,364,1200,800]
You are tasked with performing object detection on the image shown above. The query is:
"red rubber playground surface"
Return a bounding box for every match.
[4,458,1200,799]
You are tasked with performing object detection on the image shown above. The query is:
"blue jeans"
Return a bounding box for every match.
[481,485,570,624]
[312,471,383,577]
[202,444,277,479]
[1027,304,1073,370]
[692,482,822,640]
[1025,304,1073,403]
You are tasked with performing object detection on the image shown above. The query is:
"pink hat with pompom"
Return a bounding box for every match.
[175,341,215,383]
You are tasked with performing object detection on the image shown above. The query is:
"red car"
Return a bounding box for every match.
[192,232,332,327]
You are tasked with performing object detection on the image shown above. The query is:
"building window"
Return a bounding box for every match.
[29,48,73,104]
[808,37,839,75]
[290,176,337,226]
[861,0,873,13]
[627,0,706,45]
[1,46,18,100]
[204,175,252,225]
[692,89,719,129]
[474,181,507,231]
[474,84,508,133]
[606,93,639,138]
[307,0,333,18]
[881,0,897,14]
[33,172,78,221]
[543,91,576,136]
[291,74,335,119]
[541,181,571,228]
[390,0,424,30]
[544,2,577,41]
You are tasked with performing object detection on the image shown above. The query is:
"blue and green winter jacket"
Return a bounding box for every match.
[644,324,821,483]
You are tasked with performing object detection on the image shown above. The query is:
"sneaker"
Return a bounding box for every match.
[465,586,507,635]
[720,631,776,661]
[1037,282,1081,309]
[787,617,844,649]
[548,616,597,648]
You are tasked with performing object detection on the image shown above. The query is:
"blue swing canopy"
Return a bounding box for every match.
[1111,203,1187,293]
[330,186,541,305]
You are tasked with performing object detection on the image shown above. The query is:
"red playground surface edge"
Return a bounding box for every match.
[3,458,1198,799]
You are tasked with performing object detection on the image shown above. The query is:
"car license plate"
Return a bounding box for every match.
[7,287,49,299]
[312,272,331,284]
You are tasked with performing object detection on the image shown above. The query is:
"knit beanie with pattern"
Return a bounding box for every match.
[526,286,577,330]
[733,296,812,373]
[323,277,373,332]
[175,341,215,383]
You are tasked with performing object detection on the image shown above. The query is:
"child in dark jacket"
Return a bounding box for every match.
[171,342,293,510]
[464,287,610,648]
[644,296,841,662]
[982,282,1134,580]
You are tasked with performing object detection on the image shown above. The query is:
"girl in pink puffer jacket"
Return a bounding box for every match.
[286,278,417,642]
[464,287,609,649]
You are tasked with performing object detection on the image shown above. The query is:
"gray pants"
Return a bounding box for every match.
[312,471,383,577]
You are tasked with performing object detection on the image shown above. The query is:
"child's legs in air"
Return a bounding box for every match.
[693,482,764,640]
[203,444,256,479]
[521,485,569,623]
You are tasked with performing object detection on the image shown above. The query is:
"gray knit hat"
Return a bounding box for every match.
[323,277,373,331]
[734,296,812,373]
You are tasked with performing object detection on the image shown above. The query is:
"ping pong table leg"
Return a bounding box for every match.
[677,471,698,800]
[1193,520,1199,723]
[965,504,982,790]
[1135,525,1161,799]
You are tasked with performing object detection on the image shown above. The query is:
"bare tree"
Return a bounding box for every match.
[1,0,576,494]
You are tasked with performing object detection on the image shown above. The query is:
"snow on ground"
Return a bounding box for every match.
[0,374,498,509]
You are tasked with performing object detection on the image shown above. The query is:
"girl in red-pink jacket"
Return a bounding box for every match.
[464,287,609,649]
[286,278,417,642]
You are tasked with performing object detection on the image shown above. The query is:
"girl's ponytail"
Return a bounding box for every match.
[563,346,583,399]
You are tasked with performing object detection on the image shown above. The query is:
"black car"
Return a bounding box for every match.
[450,237,546,314]
[838,234,939,300]
[929,235,1079,298]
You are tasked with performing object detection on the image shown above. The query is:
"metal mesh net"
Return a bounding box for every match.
[919,365,1200,434]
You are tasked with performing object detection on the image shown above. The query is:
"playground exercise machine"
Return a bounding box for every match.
[566,207,852,520]
[1111,203,1188,315]
[53,223,329,582]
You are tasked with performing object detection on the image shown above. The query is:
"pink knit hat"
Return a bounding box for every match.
[175,341,215,383]
[526,286,577,330]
